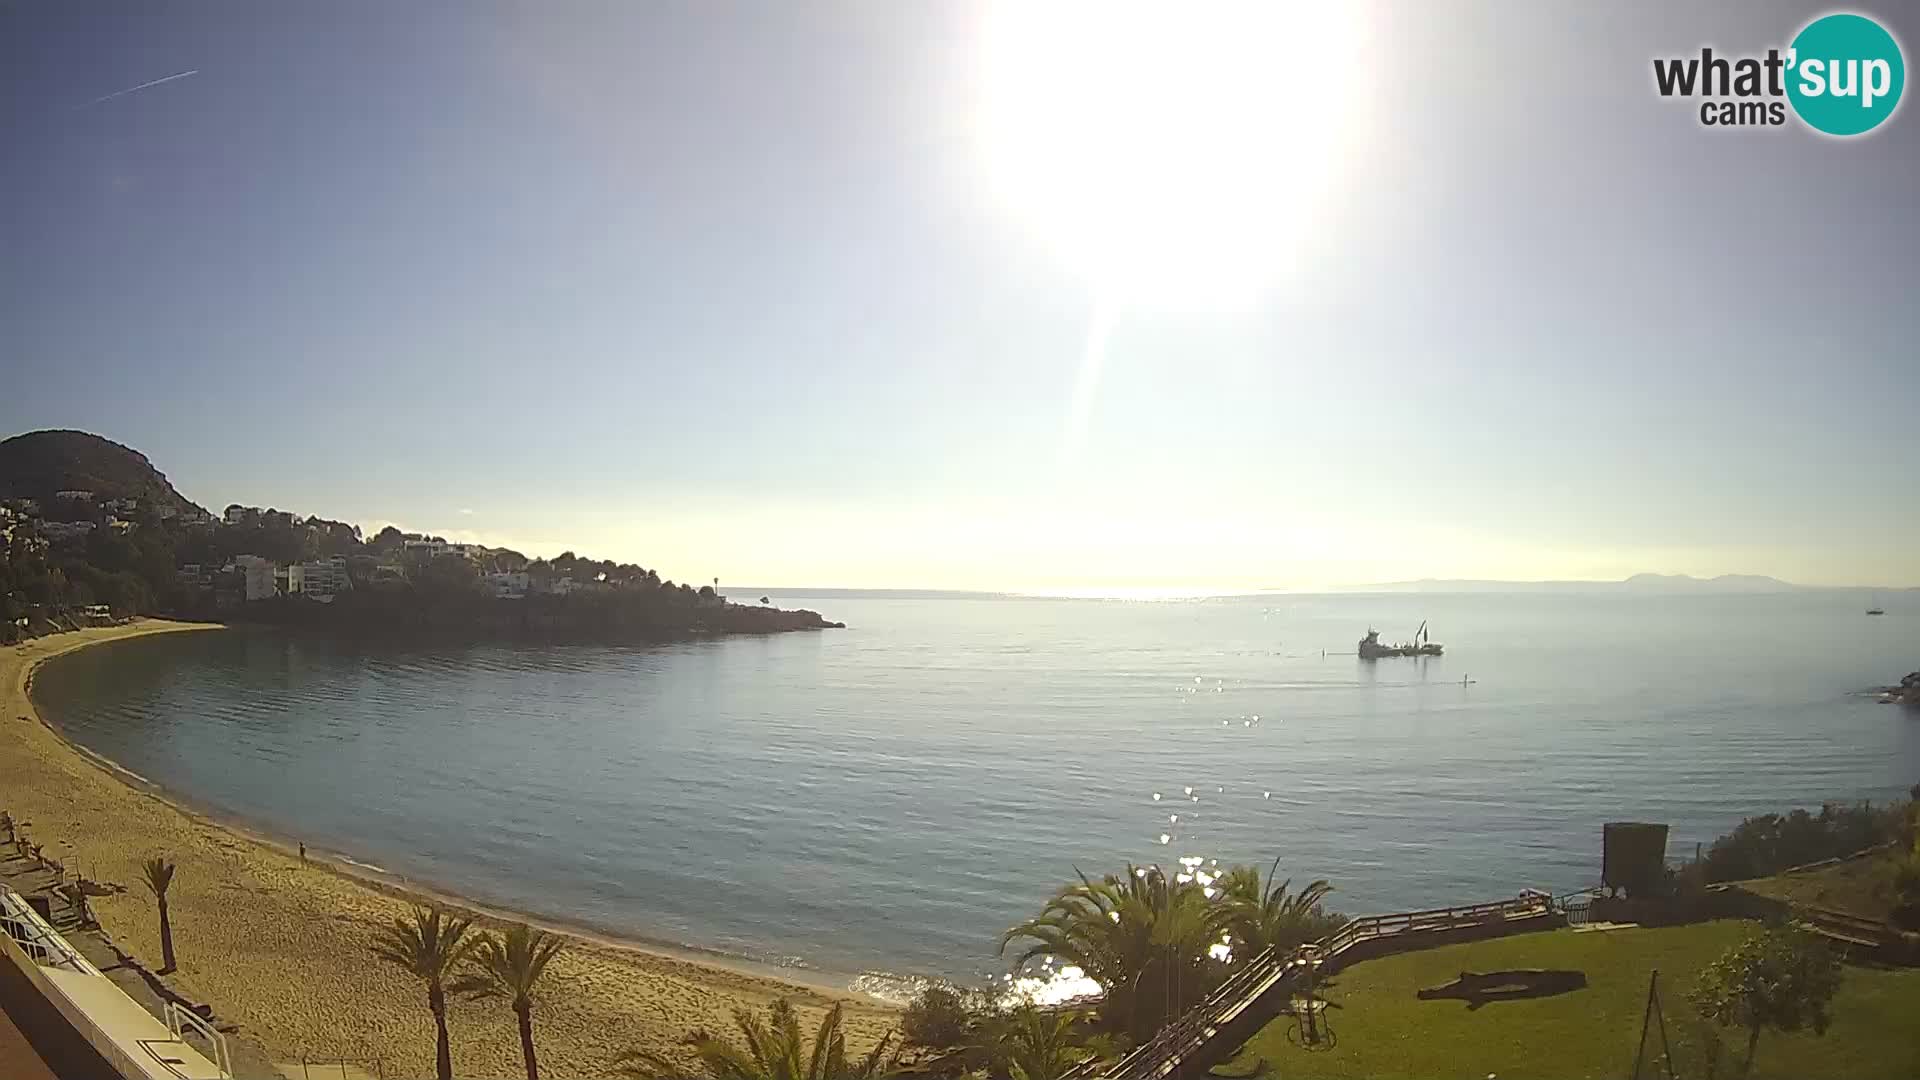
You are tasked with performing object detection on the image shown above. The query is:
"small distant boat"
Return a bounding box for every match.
[1358,620,1443,659]
[1868,593,1885,616]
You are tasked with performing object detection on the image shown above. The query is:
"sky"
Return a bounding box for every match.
[2,2,1916,591]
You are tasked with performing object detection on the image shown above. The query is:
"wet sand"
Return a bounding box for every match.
[2,621,897,1078]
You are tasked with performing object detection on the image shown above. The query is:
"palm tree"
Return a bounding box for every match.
[615,999,902,1080]
[140,856,177,973]
[1000,865,1227,1041]
[1217,857,1339,957]
[469,923,564,1080]
[371,906,485,1080]
[999,1005,1088,1080]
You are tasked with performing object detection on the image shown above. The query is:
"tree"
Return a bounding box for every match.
[999,1005,1089,1080]
[371,906,486,1080]
[469,923,565,1080]
[615,999,903,1080]
[1001,865,1226,1041]
[141,856,178,973]
[1217,858,1341,957]
[1689,926,1843,1077]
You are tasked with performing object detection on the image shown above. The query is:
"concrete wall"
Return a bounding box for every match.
[0,932,132,1078]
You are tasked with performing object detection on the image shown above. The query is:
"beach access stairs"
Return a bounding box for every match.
[1067,889,1564,1080]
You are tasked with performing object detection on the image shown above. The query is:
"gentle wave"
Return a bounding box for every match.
[29,595,1920,983]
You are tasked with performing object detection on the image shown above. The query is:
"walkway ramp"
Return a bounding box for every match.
[1074,890,1562,1080]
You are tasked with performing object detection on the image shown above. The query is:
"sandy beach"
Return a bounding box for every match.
[2,621,898,1078]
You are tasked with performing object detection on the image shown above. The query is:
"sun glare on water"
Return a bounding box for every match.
[977,0,1371,309]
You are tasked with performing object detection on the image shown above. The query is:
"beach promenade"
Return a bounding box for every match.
[2,621,896,1079]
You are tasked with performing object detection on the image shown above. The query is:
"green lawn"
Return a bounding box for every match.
[1736,850,1904,922]
[1217,920,1920,1080]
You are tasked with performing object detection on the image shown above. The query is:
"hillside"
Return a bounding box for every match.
[0,430,207,518]
[1355,573,1804,594]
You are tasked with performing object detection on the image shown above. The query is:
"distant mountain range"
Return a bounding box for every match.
[1352,574,1911,594]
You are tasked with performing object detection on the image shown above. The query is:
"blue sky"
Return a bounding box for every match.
[3,2,1915,590]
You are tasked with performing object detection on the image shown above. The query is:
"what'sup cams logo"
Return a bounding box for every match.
[1654,11,1905,135]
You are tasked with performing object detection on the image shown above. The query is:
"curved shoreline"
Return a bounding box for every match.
[4,621,897,1078]
[26,630,880,993]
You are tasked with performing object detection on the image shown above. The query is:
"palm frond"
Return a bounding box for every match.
[141,856,175,897]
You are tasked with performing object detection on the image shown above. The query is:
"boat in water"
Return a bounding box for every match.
[1359,621,1443,659]
[1867,594,1885,616]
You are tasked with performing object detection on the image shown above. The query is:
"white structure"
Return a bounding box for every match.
[231,555,278,601]
[39,520,96,543]
[486,571,530,599]
[295,556,351,599]
[55,489,95,502]
[2,884,229,1078]
[402,538,449,557]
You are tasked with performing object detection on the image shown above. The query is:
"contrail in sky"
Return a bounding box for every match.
[83,69,199,108]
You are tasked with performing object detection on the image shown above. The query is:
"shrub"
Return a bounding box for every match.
[1889,836,1920,931]
[903,984,977,1050]
[1697,801,1905,883]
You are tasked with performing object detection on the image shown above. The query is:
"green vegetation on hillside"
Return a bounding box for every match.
[0,429,839,642]
[0,429,206,517]
[1697,796,1912,884]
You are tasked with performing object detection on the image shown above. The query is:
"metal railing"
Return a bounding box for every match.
[0,884,100,974]
[291,1055,386,1079]
[1076,889,1560,1080]
[164,1000,233,1078]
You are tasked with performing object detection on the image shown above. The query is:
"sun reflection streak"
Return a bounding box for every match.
[1058,295,1117,472]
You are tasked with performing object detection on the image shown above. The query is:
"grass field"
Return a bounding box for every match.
[1218,920,1920,1080]
[1736,849,1904,922]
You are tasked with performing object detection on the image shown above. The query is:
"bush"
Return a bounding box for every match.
[1697,801,1906,883]
[1889,836,1920,931]
[902,984,976,1050]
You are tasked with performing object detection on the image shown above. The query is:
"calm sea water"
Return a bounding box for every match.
[31,592,1920,993]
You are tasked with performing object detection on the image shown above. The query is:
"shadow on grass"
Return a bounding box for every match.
[1416,969,1588,1010]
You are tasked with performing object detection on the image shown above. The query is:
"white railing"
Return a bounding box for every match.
[164,1000,232,1078]
[0,884,100,974]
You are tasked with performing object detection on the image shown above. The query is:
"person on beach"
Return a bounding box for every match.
[299,842,306,863]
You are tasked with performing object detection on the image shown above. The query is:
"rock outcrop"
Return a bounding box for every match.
[1880,671,1920,706]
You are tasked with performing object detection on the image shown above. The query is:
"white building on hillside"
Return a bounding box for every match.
[231,555,278,601]
[39,521,96,544]
[296,556,352,599]
[486,571,530,599]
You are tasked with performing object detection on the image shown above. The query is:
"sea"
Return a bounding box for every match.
[30,590,1920,999]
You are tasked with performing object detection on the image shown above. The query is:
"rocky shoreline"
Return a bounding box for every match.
[1879,671,1920,706]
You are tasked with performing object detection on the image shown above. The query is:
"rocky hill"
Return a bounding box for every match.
[0,430,207,518]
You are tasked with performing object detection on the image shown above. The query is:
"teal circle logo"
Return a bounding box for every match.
[1787,13,1905,136]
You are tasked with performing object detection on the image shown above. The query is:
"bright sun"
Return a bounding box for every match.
[977,1,1370,309]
